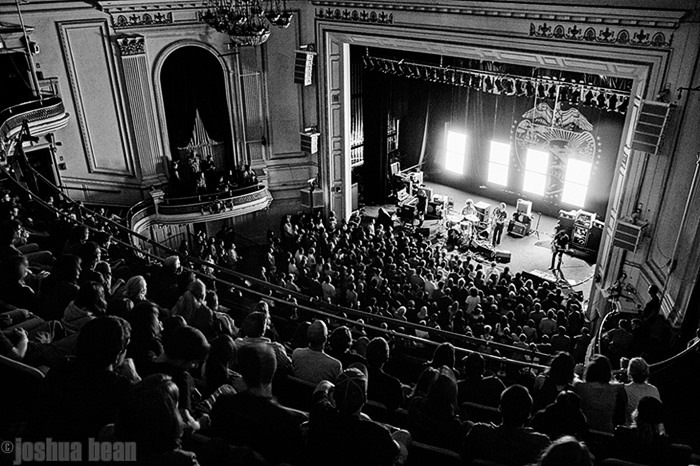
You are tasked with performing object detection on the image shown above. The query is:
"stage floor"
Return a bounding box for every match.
[362,182,597,303]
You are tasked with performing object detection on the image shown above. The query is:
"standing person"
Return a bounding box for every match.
[550,228,570,271]
[642,284,661,324]
[491,203,508,246]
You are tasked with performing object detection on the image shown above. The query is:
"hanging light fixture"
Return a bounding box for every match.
[200,0,293,47]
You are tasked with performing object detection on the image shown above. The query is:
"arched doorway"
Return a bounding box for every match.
[159,46,233,196]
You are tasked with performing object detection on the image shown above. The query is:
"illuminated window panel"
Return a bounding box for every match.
[523,149,549,195]
[562,159,592,207]
[488,141,510,186]
[445,130,466,174]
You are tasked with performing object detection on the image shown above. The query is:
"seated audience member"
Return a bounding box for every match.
[76,241,104,285]
[211,344,307,465]
[0,255,38,312]
[551,326,572,353]
[203,334,246,395]
[532,351,576,412]
[111,374,200,465]
[623,357,661,425]
[461,384,552,466]
[62,280,108,332]
[112,275,148,306]
[142,325,210,412]
[61,224,89,256]
[534,436,593,466]
[0,321,76,367]
[457,352,506,408]
[126,301,164,373]
[30,316,139,441]
[171,279,216,339]
[407,367,440,409]
[234,311,291,375]
[292,319,342,384]
[36,254,81,321]
[307,366,406,466]
[424,342,461,378]
[327,325,367,368]
[530,390,589,441]
[614,397,677,466]
[573,354,627,433]
[94,261,124,297]
[603,318,633,364]
[408,366,469,450]
[365,336,404,412]
[149,255,183,310]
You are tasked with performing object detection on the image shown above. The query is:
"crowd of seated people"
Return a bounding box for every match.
[1,190,696,466]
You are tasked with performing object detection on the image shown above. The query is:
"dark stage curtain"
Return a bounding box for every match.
[160,47,232,161]
[371,72,625,219]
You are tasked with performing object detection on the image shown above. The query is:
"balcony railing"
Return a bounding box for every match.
[0,94,69,142]
[130,183,273,230]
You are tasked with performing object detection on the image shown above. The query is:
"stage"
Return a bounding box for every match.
[362,181,597,302]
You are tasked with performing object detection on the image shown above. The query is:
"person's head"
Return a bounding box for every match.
[627,357,650,384]
[431,342,456,369]
[237,343,277,389]
[114,374,183,454]
[366,337,390,369]
[163,255,181,273]
[548,351,575,385]
[499,384,532,427]
[0,219,21,245]
[634,396,664,427]
[307,320,329,349]
[125,275,148,302]
[78,241,101,268]
[426,366,459,417]
[413,366,439,398]
[128,301,162,341]
[329,326,353,354]
[334,365,368,416]
[77,316,131,370]
[242,311,268,338]
[648,284,659,296]
[188,279,206,302]
[536,436,593,466]
[207,334,236,369]
[1,254,29,282]
[74,280,108,315]
[162,326,209,369]
[584,354,612,384]
[68,224,90,243]
[50,254,82,284]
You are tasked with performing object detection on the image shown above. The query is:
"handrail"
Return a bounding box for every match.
[0,95,63,122]
[649,338,700,373]
[594,300,619,355]
[160,183,264,206]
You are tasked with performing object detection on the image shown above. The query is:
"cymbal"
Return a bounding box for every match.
[463,214,479,223]
[446,213,464,223]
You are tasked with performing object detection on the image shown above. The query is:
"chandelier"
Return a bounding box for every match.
[200,0,293,47]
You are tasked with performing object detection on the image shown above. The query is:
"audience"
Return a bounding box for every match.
[573,354,627,432]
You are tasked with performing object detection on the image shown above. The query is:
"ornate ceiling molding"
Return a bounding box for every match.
[102,2,204,29]
[311,1,684,29]
[530,23,672,48]
[315,7,393,24]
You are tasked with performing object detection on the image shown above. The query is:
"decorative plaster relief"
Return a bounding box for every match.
[530,23,672,48]
[315,8,393,24]
[116,35,145,56]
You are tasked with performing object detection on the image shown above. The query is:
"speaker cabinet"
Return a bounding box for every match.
[300,188,324,208]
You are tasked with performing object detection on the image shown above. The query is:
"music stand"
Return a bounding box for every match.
[532,212,542,240]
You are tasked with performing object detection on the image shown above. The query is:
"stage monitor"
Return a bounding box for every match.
[516,198,532,216]
[390,161,401,176]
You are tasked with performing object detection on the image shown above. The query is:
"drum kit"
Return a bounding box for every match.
[445,211,481,247]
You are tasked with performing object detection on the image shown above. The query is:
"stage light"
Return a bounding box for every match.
[615,95,630,113]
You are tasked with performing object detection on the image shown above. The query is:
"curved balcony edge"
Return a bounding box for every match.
[130,185,273,230]
[0,97,70,142]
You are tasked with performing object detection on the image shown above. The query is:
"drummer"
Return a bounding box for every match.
[462,198,477,217]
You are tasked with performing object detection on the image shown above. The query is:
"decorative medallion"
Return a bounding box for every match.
[113,12,173,29]
[315,8,393,24]
[530,23,672,48]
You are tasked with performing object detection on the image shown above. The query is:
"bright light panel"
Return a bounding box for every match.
[490,141,511,165]
[446,131,467,153]
[446,151,465,174]
[562,183,588,207]
[562,159,592,207]
[565,159,592,184]
[526,148,549,174]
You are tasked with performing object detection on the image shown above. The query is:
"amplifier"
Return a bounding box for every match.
[495,250,512,263]
[508,221,530,238]
[470,240,495,260]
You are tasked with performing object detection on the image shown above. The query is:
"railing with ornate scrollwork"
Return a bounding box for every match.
[0,95,69,142]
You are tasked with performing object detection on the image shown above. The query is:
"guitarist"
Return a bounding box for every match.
[550,227,570,271]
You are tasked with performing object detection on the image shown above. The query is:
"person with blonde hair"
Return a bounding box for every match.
[623,357,661,425]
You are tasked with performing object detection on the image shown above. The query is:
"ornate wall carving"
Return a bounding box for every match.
[530,23,672,48]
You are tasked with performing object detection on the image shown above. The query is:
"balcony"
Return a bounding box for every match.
[130,183,273,232]
[0,79,70,143]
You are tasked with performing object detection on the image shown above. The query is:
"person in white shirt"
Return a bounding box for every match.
[292,320,342,384]
[623,357,661,425]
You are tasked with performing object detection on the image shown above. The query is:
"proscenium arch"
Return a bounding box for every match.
[152,40,240,167]
[316,20,667,313]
